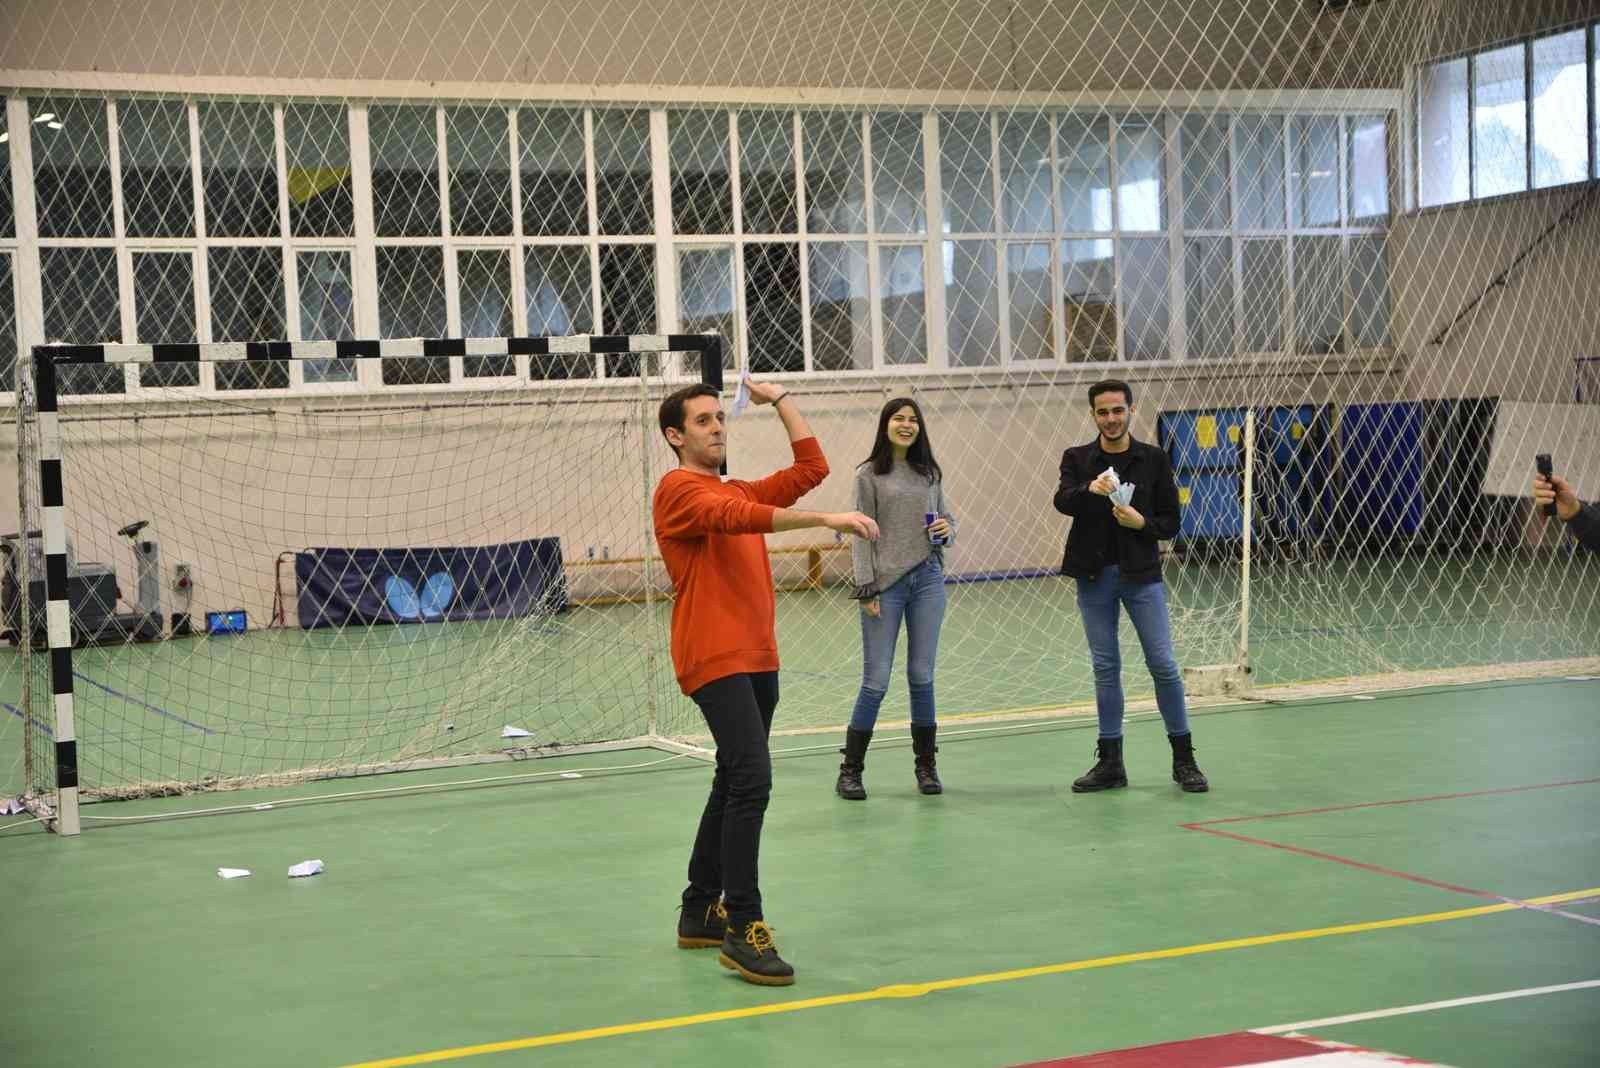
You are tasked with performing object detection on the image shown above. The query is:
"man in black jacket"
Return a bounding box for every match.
[1053,379,1208,793]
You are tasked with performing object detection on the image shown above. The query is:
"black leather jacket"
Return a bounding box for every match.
[1052,436,1181,583]
[1567,501,1600,553]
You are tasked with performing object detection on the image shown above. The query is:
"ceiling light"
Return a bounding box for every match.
[47,121,63,130]
[33,112,55,123]
[0,132,8,143]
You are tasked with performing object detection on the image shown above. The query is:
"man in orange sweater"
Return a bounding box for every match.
[655,379,877,986]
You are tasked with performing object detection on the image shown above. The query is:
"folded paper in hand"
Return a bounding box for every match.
[1098,466,1135,508]
[730,371,752,417]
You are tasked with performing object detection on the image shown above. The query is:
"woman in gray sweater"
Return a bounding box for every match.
[838,396,957,800]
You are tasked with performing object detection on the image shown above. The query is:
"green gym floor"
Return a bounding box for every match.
[2,676,1597,1067]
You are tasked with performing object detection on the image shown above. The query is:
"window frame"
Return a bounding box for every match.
[1,87,1400,409]
[1411,18,1600,215]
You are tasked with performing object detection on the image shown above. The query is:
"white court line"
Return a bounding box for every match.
[1253,978,1600,1035]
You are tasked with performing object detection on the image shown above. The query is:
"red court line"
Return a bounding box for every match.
[1009,1030,1327,1067]
[1181,779,1600,926]
[1184,777,1600,829]
[1185,824,1493,898]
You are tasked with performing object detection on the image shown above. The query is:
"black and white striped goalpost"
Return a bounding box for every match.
[25,333,721,836]
[30,350,80,835]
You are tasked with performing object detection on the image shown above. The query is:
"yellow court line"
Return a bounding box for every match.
[342,887,1600,1068]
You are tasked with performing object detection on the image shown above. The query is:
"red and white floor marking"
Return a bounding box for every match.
[1009,979,1600,1067]
[1010,1032,1446,1067]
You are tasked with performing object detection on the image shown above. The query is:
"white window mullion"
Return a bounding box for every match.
[1524,41,1535,194]
[585,109,604,371]
[347,103,379,388]
[922,110,948,370]
[1047,113,1067,365]
[438,107,460,354]
[1165,111,1186,362]
[9,96,46,363]
[1110,114,1126,364]
[728,110,744,238]
[274,102,302,384]
[1229,117,1246,357]
[1589,26,1597,182]
[193,101,215,381]
[508,106,529,365]
[105,98,137,379]
[1404,65,1419,213]
[793,111,812,373]
[861,112,883,369]
[649,108,679,374]
[1281,115,1296,357]
[728,109,748,376]
[1338,113,1354,349]
[1466,56,1478,201]
[993,112,1013,366]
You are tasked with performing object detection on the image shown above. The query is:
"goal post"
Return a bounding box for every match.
[14,334,723,835]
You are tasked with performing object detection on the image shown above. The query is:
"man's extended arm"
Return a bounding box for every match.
[655,474,877,541]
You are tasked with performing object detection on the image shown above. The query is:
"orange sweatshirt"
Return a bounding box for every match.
[652,437,830,695]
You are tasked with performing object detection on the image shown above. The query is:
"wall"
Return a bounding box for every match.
[1392,185,1600,403]
[31,1,1598,100]
[1,0,1343,95]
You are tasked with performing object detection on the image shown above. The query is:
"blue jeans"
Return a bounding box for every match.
[850,556,947,731]
[1075,566,1189,740]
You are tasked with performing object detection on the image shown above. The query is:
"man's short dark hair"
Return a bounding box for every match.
[658,383,720,455]
[1088,379,1133,408]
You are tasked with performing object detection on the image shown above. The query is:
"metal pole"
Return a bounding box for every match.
[1239,407,1256,671]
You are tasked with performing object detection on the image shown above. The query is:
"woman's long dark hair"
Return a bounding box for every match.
[864,396,942,481]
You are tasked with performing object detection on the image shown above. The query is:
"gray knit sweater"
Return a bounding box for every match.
[851,460,958,599]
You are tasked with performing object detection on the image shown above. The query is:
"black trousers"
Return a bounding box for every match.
[683,671,778,927]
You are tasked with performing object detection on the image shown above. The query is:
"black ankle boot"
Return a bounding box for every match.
[1071,737,1127,792]
[1169,732,1209,792]
[719,920,795,986]
[911,724,942,795]
[676,895,728,948]
[835,728,871,800]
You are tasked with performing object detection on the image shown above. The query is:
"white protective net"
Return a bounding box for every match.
[3,0,1599,813]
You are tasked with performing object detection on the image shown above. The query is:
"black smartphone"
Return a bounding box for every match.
[1536,453,1555,517]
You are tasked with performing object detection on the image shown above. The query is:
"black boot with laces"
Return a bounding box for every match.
[676,896,728,948]
[1071,737,1128,792]
[719,920,795,986]
[835,727,871,800]
[1169,732,1210,793]
[911,723,942,795]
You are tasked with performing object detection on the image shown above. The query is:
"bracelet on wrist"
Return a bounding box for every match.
[772,391,790,406]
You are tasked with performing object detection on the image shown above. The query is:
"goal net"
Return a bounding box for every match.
[13,338,725,831]
[5,0,1600,832]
